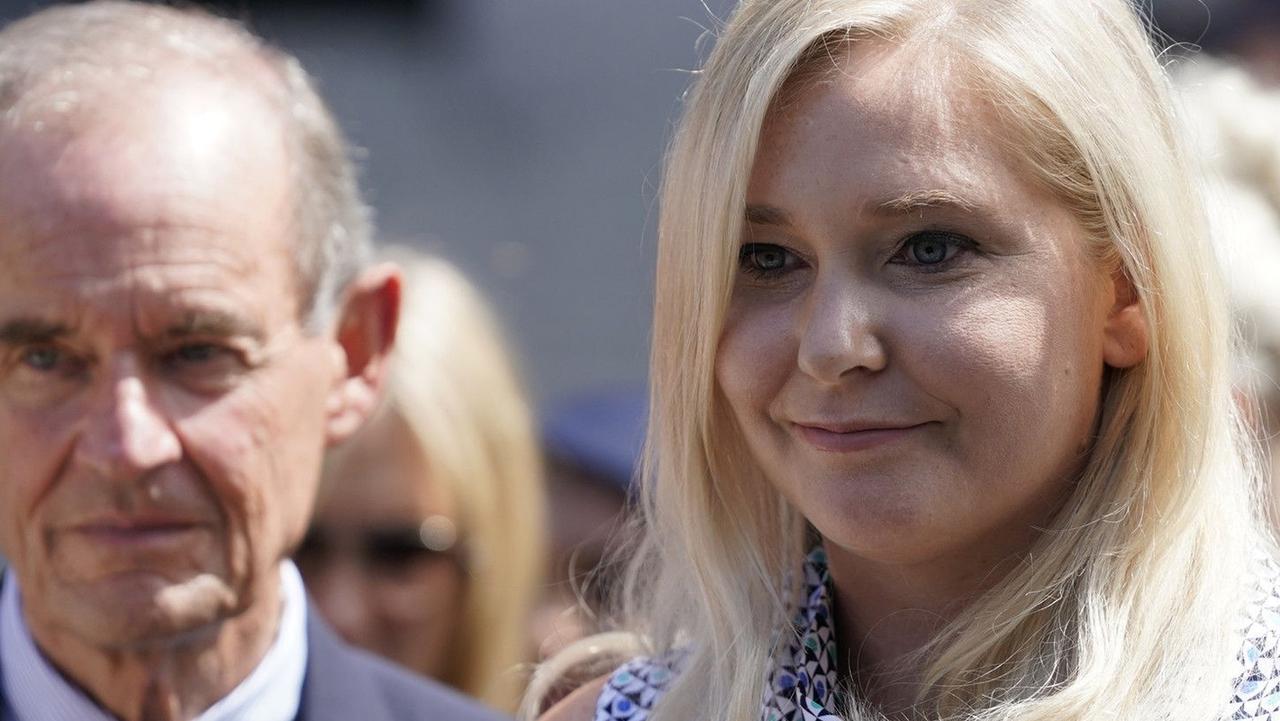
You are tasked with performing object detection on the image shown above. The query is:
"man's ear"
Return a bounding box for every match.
[1102,270,1148,369]
[325,263,401,446]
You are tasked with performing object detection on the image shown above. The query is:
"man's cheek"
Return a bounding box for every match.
[0,468,47,567]
[0,487,20,562]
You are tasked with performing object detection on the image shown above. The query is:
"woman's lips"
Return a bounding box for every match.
[792,422,928,453]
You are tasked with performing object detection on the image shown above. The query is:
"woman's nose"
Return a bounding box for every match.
[796,279,888,383]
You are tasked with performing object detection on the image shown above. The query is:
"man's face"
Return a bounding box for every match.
[0,75,345,647]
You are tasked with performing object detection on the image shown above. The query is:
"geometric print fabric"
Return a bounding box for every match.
[595,548,1280,721]
[1230,552,1280,720]
[593,547,847,721]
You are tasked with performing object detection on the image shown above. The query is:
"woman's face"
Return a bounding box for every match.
[716,42,1141,570]
[298,410,465,680]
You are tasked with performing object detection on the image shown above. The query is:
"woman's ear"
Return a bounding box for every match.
[1102,270,1148,369]
[324,262,402,446]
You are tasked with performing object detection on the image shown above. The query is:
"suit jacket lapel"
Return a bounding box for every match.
[296,605,392,721]
[0,573,10,721]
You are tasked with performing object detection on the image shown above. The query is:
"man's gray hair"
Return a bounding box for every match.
[0,0,372,329]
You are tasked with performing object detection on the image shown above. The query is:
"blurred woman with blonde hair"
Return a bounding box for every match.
[300,249,546,712]
[533,1,1280,719]
[1176,57,1280,488]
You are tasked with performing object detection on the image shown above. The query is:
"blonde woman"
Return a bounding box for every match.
[534,1,1279,719]
[299,250,546,713]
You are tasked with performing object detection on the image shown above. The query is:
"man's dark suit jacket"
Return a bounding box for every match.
[0,573,513,721]
[299,605,512,721]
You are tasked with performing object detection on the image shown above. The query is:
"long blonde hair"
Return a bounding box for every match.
[562,1,1272,719]
[384,249,546,711]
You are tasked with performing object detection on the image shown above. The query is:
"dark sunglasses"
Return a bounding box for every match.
[294,516,464,574]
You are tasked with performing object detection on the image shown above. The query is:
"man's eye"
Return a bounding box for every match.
[21,346,62,371]
[738,243,797,277]
[170,344,224,364]
[162,343,245,392]
[11,345,86,384]
[18,345,85,376]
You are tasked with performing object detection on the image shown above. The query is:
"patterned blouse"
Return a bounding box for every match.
[594,548,1280,721]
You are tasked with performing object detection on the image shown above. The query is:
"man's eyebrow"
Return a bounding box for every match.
[161,311,264,340]
[874,189,980,216]
[0,319,73,345]
[745,204,794,227]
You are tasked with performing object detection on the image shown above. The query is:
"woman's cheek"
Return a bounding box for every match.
[717,297,799,415]
[924,289,1102,484]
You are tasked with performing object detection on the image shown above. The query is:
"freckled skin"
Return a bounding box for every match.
[0,69,347,717]
[715,41,1125,697]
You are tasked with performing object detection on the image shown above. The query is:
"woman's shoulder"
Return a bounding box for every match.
[539,655,680,721]
[1229,551,1280,718]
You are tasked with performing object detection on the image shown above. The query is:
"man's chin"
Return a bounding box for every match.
[47,572,240,649]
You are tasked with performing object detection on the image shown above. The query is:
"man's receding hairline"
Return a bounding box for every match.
[0,1,372,330]
[0,4,289,128]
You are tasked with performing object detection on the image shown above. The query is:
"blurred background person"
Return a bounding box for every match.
[297,249,547,713]
[1176,57,1280,487]
[532,388,646,658]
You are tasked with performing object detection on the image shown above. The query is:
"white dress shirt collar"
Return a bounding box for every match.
[0,562,309,721]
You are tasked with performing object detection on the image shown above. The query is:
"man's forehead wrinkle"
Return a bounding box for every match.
[0,246,278,349]
[0,150,273,250]
[0,102,293,280]
[0,225,261,279]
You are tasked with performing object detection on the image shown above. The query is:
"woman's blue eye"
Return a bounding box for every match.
[900,232,972,267]
[739,243,793,275]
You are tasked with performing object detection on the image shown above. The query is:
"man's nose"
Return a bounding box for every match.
[796,278,889,383]
[74,369,183,479]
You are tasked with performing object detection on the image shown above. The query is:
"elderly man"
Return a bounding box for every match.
[0,3,511,721]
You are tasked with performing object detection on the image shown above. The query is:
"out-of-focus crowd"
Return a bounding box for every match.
[294,249,645,712]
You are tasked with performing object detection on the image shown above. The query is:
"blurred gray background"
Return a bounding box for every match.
[0,0,1270,408]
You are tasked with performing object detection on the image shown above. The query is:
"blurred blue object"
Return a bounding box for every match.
[543,386,648,494]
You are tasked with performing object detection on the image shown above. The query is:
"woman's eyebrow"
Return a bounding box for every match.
[745,204,794,227]
[873,189,980,216]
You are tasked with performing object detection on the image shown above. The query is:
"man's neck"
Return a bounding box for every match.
[22,581,282,721]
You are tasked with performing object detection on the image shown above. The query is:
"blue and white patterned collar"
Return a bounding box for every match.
[595,547,844,721]
[0,562,309,721]
[762,546,843,721]
[594,546,1280,721]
